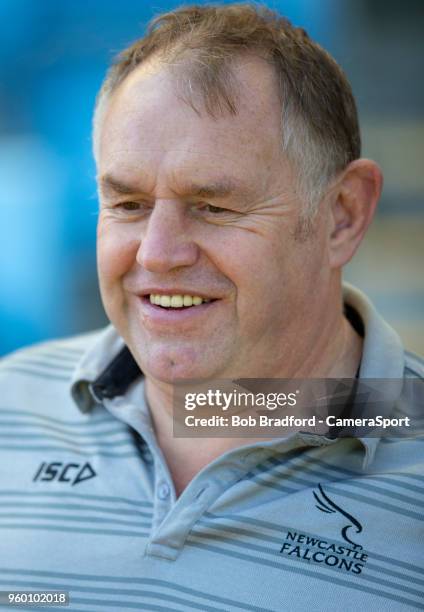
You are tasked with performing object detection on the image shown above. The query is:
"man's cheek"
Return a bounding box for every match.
[98,249,122,281]
[97,233,138,281]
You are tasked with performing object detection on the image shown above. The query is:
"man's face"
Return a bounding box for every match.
[96,57,332,382]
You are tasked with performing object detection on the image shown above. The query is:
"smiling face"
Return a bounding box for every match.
[96,56,336,382]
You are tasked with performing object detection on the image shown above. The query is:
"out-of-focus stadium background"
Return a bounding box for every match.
[1,0,423,357]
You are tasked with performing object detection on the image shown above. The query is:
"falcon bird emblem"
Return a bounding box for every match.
[313,484,363,549]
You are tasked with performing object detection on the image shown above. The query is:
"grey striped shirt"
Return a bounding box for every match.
[0,284,423,611]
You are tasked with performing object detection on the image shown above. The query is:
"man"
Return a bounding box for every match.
[1,4,422,611]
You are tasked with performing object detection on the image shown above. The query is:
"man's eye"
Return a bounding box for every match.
[114,201,150,214]
[206,204,225,213]
[199,203,229,214]
[119,201,142,211]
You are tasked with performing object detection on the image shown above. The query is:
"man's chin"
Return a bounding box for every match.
[136,346,221,383]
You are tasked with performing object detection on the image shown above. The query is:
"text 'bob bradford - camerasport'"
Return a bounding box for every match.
[173,378,422,438]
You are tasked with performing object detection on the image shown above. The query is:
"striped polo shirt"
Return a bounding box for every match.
[0,284,423,611]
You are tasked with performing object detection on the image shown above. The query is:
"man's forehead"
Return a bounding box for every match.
[106,52,281,129]
[98,170,258,200]
[97,54,287,198]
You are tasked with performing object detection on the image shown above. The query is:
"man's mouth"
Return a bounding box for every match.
[148,294,213,308]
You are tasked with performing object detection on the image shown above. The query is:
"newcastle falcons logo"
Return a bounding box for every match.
[279,484,367,575]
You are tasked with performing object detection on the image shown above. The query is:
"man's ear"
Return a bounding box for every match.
[328,159,383,269]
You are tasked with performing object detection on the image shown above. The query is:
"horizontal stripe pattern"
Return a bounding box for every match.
[203,511,424,577]
[1,322,423,611]
[0,490,153,509]
[0,444,141,458]
[0,408,116,427]
[0,490,152,539]
[189,508,424,608]
[193,516,424,592]
[0,571,274,612]
[0,365,72,381]
[0,341,87,382]
[0,406,146,456]
[241,448,424,522]
[186,539,423,610]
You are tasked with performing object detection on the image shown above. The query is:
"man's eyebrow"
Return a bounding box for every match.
[99,174,140,196]
[187,178,250,199]
[99,173,251,199]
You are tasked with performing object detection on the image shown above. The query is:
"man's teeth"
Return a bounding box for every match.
[149,294,211,308]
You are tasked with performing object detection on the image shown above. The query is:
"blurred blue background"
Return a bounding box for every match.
[1,0,423,356]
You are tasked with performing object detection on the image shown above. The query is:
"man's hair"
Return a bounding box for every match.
[93,3,361,214]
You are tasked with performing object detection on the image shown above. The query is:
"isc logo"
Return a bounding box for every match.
[33,462,96,486]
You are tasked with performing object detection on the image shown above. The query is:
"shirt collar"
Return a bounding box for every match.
[342,283,405,465]
[70,325,136,413]
[343,283,404,378]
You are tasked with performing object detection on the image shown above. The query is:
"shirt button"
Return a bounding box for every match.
[157,482,170,500]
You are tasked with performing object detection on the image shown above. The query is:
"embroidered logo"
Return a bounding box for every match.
[279,484,368,575]
[33,462,97,486]
[313,483,363,548]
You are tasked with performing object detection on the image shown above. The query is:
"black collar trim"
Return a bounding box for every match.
[89,346,142,402]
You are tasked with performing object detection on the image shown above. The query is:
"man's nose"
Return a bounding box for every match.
[136,200,199,273]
